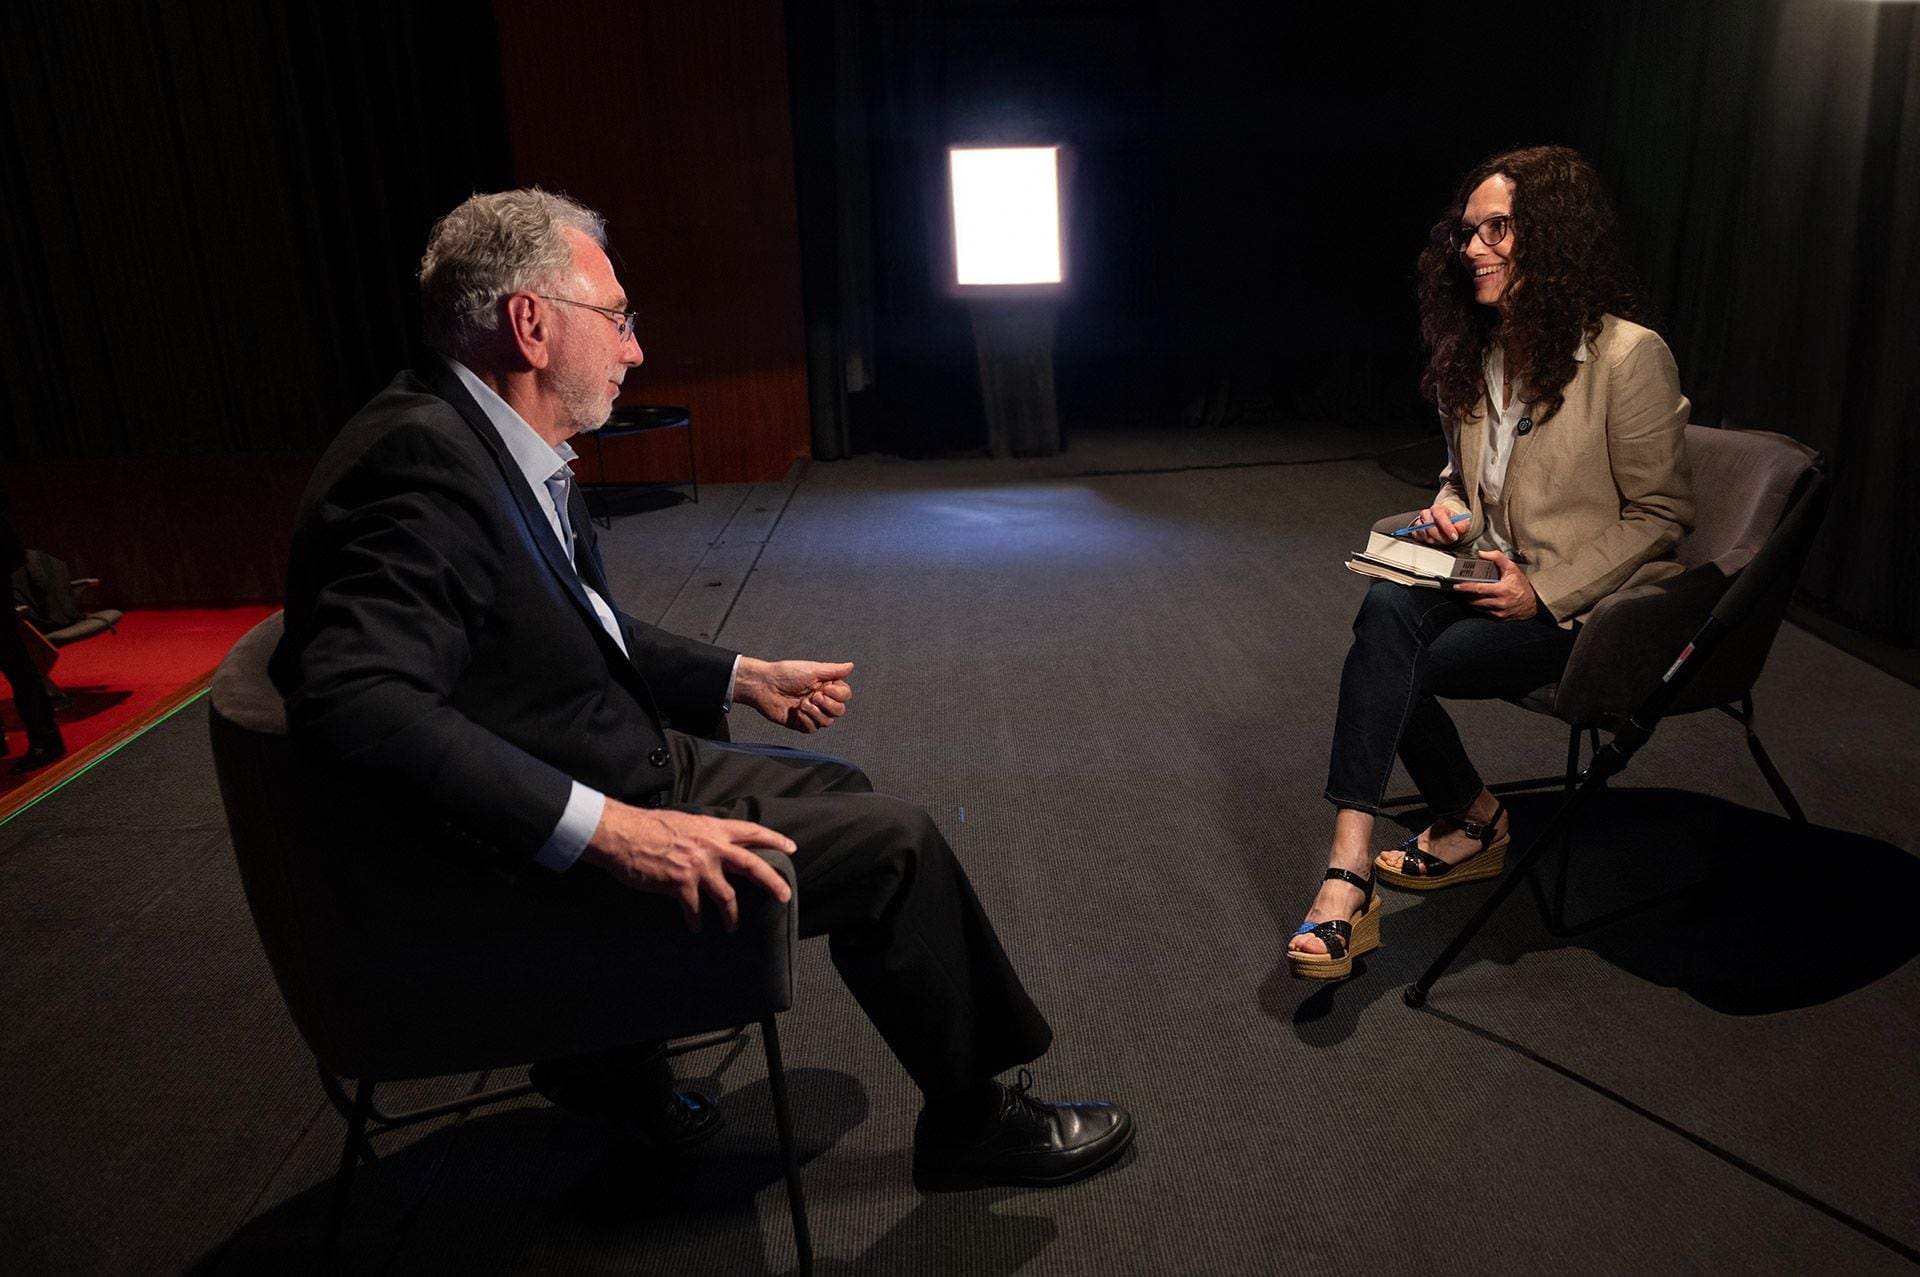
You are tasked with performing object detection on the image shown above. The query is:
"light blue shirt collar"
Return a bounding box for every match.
[445,358,578,546]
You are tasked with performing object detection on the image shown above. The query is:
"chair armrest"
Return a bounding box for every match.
[1551,565,1732,725]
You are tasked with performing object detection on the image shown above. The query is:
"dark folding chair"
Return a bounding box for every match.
[1403,450,1832,1005]
[1382,425,1825,935]
[207,613,812,1274]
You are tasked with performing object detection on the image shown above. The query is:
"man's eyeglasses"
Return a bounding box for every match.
[537,295,639,341]
[1451,214,1513,252]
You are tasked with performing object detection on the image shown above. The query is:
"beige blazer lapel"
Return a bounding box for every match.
[1455,393,1491,536]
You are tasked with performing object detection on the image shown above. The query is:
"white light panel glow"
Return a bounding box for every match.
[949,147,1062,286]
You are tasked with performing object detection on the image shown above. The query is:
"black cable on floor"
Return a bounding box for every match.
[1422,1004,1920,1266]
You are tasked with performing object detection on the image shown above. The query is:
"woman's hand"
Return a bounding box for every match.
[1452,550,1540,620]
[1405,503,1467,546]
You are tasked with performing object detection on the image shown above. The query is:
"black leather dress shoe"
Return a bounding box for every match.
[912,1070,1135,1191]
[529,1059,725,1150]
[9,740,66,775]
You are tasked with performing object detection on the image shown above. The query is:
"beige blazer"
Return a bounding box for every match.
[1432,315,1695,625]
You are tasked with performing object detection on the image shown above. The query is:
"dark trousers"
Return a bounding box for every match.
[664,731,1052,1096]
[0,616,60,747]
[1326,581,1578,817]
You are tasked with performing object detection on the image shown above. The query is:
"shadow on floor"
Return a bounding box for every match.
[190,1067,871,1276]
[802,1180,1074,1276]
[42,685,134,723]
[1265,788,1920,1034]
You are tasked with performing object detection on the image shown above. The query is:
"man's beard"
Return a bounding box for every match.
[556,361,615,436]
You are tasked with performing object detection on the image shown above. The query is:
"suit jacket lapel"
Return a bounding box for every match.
[1457,393,1489,517]
[417,355,631,664]
[568,484,616,602]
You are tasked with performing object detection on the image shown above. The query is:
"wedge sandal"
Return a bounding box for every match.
[1374,801,1509,891]
[1287,867,1382,980]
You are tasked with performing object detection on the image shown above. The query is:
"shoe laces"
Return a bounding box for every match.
[1004,1067,1043,1116]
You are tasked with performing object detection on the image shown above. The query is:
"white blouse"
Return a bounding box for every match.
[1479,340,1589,559]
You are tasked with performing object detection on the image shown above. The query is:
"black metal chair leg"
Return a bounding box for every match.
[1537,725,1596,929]
[326,1078,375,1260]
[1405,805,1578,1007]
[760,1017,812,1277]
[684,418,699,504]
[1385,772,1562,809]
[1737,696,1806,823]
[1548,826,1572,932]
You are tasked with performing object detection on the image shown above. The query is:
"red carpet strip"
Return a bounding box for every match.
[1,606,280,821]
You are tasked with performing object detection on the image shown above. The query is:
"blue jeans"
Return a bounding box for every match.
[1325,581,1579,817]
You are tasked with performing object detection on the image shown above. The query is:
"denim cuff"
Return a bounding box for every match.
[1324,790,1390,817]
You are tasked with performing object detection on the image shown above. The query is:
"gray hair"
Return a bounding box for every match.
[418,188,608,360]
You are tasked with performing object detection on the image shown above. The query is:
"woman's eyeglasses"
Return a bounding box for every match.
[1451,215,1513,252]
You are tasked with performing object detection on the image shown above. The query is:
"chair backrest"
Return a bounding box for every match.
[209,613,797,1082]
[1540,426,1824,724]
[1663,426,1823,714]
[13,550,83,630]
[1674,425,1819,575]
[1638,464,1833,726]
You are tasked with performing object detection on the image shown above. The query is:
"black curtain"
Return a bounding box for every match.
[786,2,1604,450]
[788,0,1918,654]
[0,0,514,461]
[787,0,880,460]
[1579,0,1919,650]
[789,0,1179,459]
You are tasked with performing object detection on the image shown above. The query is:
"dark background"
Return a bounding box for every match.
[1,0,1913,669]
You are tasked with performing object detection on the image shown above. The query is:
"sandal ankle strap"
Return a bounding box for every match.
[1324,865,1374,903]
[1452,801,1507,845]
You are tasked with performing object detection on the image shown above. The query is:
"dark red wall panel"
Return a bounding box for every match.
[492,0,813,485]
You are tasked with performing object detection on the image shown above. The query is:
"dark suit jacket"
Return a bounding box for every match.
[271,354,735,868]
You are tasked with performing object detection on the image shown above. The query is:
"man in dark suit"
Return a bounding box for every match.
[270,188,1133,1191]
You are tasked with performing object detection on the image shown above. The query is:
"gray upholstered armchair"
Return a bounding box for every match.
[1507,425,1819,806]
[207,613,812,1272]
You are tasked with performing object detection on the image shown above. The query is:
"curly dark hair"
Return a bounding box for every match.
[1416,146,1645,428]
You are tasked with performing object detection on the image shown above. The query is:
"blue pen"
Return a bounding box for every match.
[1391,512,1473,538]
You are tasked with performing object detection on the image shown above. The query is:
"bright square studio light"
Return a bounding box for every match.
[948,146,1063,287]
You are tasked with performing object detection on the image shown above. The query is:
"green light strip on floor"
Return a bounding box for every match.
[0,687,212,827]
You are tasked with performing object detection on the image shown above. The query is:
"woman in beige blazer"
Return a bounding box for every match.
[1288,146,1694,980]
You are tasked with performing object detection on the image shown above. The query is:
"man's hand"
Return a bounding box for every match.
[579,799,795,933]
[733,656,854,733]
[1452,549,1540,621]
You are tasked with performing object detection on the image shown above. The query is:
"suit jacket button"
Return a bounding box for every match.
[648,747,670,768]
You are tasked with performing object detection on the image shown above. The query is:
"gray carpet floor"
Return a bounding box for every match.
[3,422,1916,1275]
